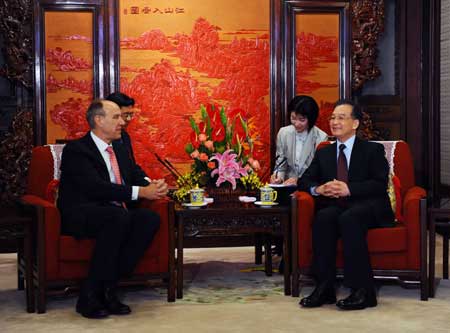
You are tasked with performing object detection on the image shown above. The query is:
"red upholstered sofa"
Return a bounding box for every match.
[20,145,175,313]
[291,141,428,300]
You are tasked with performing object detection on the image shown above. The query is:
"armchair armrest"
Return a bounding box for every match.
[137,198,174,261]
[20,195,61,279]
[293,191,315,268]
[401,186,426,268]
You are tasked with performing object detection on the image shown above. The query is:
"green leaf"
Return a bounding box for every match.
[185,143,194,154]
[200,104,208,120]
[220,107,227,127]
[189,117,200,134]
[239,115,248,135]
[215,141,226,154]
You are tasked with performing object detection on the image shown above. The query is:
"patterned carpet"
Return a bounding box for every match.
[178,261,285,304]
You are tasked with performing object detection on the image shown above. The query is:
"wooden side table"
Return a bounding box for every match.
[428,198,450,297]
[173,202,291,299]
[0,209,34,312]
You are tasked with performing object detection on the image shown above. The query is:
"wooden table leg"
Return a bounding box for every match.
[176,216,184,299]
[168,202,176,302]
[419,198,428,301]
[443,236,449,279]
[254,233,263,265]
[283,215,291,296]
[429,214,436,297]
[264,234,272,276]
[24,219,35,313]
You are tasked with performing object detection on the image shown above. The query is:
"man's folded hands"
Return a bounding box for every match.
[316,179,350,198]
[138,179,168,200]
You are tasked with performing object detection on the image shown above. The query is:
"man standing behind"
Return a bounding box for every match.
[298,99,394,310]
[57,100,168,319]
[106,92,147,179]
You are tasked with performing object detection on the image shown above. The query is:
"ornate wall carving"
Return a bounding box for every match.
[0,0,33,208]
[0,0,33,88]
[0,109,33,206]
[351,0,385,92]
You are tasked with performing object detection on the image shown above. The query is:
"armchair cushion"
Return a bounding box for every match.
[388,175,404,222]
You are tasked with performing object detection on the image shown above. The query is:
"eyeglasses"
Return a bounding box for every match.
[122,112,134,119]
[328,115,353,122]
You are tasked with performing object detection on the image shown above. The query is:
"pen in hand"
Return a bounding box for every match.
[272,156,287,183]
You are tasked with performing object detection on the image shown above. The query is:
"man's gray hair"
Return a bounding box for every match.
[86,99,105,129]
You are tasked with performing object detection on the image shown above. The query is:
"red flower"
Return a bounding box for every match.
[198,121,207,133]
[212,126,225,142]
[190,131,200,149]
[206,104,219,123]
[199,153,209,162]
[232,118,246,145]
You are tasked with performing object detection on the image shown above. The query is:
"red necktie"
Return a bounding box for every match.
[106,146,127,209]
[337,144,348,183]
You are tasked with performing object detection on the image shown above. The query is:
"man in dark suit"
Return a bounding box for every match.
[57,99,168,319]
[298,99,394,310]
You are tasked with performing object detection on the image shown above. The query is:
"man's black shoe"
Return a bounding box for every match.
[104,288,131,315]
[76,292,109,319]
[336,287,377,310]
[299,283,336,308]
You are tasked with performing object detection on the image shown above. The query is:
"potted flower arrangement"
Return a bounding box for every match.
[173,104,263,202]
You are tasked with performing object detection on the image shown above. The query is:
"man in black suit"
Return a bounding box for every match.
[298,99,394,310]
[57,99,168,319]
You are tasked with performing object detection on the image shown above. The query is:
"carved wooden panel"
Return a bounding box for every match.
[0,109,33,206]
[0,0,33,88]
[351,0,385,92]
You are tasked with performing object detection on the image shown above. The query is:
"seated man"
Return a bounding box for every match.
[298,99,394,310]
[57,99,168,319]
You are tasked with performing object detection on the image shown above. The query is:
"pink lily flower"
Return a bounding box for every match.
[210,150,248,189]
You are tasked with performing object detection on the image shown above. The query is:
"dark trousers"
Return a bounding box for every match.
[311,202,378,289]
[82,206,160,288]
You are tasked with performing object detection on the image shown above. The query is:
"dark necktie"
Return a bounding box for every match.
[337,144,348,183]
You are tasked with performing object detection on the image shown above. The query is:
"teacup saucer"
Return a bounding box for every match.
[239,196,257,203]
[182,202,208,209]
[254,201,279,207]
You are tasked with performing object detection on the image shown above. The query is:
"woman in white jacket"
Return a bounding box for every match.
[270,95,328,185]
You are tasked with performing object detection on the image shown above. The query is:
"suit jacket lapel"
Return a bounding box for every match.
[327,141,338,179]
[348,137,362,180]
[82,133,110,180]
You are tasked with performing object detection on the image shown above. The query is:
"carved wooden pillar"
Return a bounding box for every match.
[0,0,33,208]
[351,0,385,93]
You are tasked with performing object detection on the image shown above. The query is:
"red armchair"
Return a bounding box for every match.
[20,145,175,313]
[291,141,428,300]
